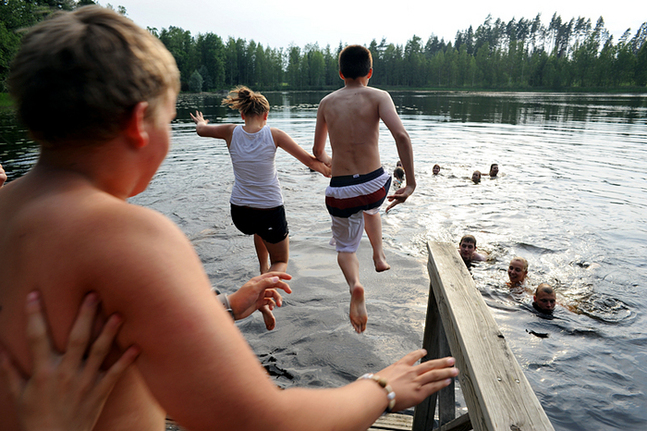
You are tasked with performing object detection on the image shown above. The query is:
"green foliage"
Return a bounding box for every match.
[189,70,203,93]
[1,3,645,93]
[0,92,13,107]
[0,0,100,91]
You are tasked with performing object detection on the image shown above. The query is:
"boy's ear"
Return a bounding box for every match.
[339,71,345,80]
[124,101,150,148]
[367,68,373,79]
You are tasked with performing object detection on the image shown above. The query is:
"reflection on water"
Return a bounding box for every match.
[0,109,38,180]
[2,92,647,430]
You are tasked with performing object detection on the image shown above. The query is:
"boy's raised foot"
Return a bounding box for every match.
[349,285,368,333]
[373,254,391,272]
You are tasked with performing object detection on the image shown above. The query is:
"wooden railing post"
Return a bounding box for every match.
[413,242,553,431]
[413,269,456,431]
[437,330,455,426]
[413,283,442,431]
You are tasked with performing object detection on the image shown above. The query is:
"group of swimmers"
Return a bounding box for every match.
[458,235,557,314]
[0,7,458,431]
[471,163,499,184]
[395,162,498,184]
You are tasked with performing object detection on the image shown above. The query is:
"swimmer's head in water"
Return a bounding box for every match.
[489,163,499,177]
[393,166,405,181]
[472,170,481,183]
[459,235,477,261]
[508,257,528,286]
[433,164,440,175]
[534,283,556,314]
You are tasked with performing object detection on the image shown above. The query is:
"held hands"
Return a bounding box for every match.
[0,292,139,431]
[314,151,333,168]
[385,184,415,213]
[190,110,208,125]
[313,159,332,178]
[227,272,293,322]
[375,350,458,412]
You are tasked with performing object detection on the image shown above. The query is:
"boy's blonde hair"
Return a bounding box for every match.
[222,86,270,117]
[8,6,180,146]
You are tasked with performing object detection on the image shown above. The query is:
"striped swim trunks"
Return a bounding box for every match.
[325,167,392,218]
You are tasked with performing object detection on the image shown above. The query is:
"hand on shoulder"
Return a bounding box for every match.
[0,291,139,431]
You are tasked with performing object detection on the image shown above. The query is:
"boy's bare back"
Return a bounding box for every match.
[316,85,384,176]
[315,83,412,180]
[0,173,171,431]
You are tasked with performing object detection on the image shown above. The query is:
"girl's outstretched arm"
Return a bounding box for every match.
[272,128,331,177]
[190,111,236,145]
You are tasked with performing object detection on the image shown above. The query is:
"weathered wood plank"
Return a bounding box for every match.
[424,242,553,431]
[439,413,472,431]
[168,413,415,431]
[369,413,414,430]
[412,283,442,431]
[437,328,455,426]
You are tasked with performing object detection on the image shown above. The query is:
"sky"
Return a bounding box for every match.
[110,0,646,49]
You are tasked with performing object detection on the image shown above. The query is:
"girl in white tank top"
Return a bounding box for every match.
[191,86,330,329]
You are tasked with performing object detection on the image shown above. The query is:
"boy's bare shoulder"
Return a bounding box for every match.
[15,186,186,259]
[319,89,340,104]
[319,86,391,114]
[78,194,186,249]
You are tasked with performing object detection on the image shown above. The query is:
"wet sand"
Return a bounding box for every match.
[237,236,433,392]
[166,236,434,429]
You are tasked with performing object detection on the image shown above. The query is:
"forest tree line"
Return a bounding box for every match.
[2,0,646,93]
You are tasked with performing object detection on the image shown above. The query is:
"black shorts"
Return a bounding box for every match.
[230,204,289,244]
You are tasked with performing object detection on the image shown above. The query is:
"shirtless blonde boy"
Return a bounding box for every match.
[0,8,457,431]
[313,45,416,333]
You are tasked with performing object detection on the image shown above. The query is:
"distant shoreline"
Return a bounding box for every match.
[2,87,645,110]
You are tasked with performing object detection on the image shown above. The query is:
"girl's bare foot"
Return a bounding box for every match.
[259,304,276,330]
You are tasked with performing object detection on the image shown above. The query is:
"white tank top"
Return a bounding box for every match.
[229,125,283,208]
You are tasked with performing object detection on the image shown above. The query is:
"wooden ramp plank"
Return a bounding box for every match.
[423,242,553,431]
[168,413,414,431]
[369,413,413,430]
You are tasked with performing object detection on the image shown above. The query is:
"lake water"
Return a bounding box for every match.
[1,91,646,430]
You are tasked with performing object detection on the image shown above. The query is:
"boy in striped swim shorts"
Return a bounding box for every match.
[313,45,416,333]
